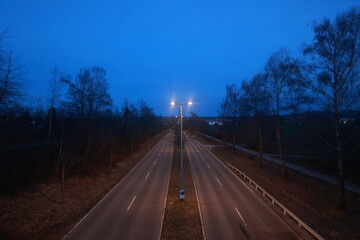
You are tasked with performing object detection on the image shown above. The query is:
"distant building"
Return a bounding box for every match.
[340,118,355,124]
[203,117,223,126]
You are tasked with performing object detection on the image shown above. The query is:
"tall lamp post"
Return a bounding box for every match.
[171,101,192,201]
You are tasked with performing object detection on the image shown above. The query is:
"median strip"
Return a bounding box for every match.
[161,140,203,240]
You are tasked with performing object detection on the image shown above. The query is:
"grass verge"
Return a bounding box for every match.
[0,131,167,240]
[161,142,203,240]
[196,135,360,240]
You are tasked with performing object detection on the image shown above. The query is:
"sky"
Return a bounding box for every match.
[0,0,358,116]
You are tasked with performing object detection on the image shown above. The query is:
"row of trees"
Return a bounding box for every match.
[219,7,360,209]
[0,28,165,198]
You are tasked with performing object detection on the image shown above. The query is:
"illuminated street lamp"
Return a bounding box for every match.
[171,101,192,201]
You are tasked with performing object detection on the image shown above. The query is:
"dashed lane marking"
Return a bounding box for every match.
[127,196,136,211]
[216,178,222,186]
[235,207,247,226]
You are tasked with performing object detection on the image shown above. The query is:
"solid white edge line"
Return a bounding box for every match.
[157,139,174,240]
[235,207,247,226]
[216,178,222,186]
[62,132,169,240]
[194,139,255,194]
[188,140,207,240]
[127,196,137,211]
[145,172,150,180]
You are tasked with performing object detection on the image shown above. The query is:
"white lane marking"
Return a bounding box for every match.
[62,135,170,239]
[145,172,150,180]
[153,160,156,165]
[216,178,222,186]
[157,142,174,240]
[201,155,204,159]
[158,153,161,156]
[235,207,247,226]
[127,196,136,211]
[191,165,207,240]
[195,139,255,194]
[207,164,210,169]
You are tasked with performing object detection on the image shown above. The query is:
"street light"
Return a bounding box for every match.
[171,101,192,201]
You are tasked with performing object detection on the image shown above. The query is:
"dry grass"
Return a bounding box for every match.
[196,135,360,240]
[0,131,167,240]
[161,143,203,240]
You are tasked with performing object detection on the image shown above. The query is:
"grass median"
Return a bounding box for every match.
[161,140,203,240]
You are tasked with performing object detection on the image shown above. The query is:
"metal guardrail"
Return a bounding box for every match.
[225,162,325,240]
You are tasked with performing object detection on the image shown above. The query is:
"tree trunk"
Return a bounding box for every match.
[232,121,236,153]
[110,139,113,166]
[84,130,92,164]
[61,161,65,204]
[47,107,53,141]
[257,125,264,168]
[55,130,64,175]
[276,116,287,177]
[335,112,346,210]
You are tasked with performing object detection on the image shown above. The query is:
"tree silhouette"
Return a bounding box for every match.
[301,7,360,209]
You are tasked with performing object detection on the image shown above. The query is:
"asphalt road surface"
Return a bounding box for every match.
[63,132,174,240]
[186,137,311,240]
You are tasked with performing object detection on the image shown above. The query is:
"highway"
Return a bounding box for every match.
[63,132,174,240]
[186,137,311,240]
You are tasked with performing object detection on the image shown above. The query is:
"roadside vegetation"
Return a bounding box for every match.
[1,27,167,239]
[209,7,360,210]
[0,131,167,240]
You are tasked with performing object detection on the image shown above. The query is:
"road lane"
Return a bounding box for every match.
[186,137,311,240]
[63,132,174,240]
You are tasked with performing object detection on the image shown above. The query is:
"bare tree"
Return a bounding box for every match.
[219,84,240,150]
[0,28,24,112]
[301,7,360,209]
[88,66,112,117]
[241,74,271,167]
[62,66,112,119]
[47,67,64,140]
[264,48,302,177]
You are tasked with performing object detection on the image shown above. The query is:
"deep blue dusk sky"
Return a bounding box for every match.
[0,0,358,116]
